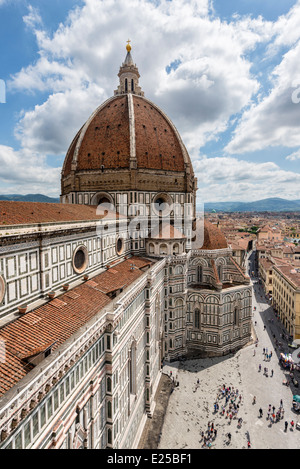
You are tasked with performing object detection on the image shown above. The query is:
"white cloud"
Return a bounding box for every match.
[225,3,300,155]
[0,145,60,196]
[286,149,300,161]
[9,0,261,158]
[195,156,300,202]
[3,0,300,201]
[269,0,300,50]
[23,5,43,29]
[15,83,105,155]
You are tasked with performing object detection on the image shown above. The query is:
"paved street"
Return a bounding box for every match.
[158,253,300,449]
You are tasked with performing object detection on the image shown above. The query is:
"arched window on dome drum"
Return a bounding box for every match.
[125,78,128,92]
[98,196,111,206]
[131,79,134,92]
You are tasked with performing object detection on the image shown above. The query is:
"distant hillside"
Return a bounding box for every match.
[0,194,60,203]
[1,194,299,212]
[203,198,300,213]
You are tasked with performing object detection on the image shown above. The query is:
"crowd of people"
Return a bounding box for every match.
[198,339,298,450]
[257,400,296,431]
[199,384,248,449]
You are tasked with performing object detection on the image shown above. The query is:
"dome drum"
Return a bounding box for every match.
[61,167,191,200]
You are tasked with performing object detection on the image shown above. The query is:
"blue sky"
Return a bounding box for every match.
[0,0,300,203]
[213,0,297,21]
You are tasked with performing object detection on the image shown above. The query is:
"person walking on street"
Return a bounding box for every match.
[291,420,295,430]
[285,421,288,432]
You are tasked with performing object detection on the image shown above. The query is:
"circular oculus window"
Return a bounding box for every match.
[116,237,124,256]
[72,246,89,274]
[0,275,5,304]
[152,193,172,216]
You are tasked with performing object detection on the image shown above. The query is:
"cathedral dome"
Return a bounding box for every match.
[61,45,196,201]
[62,94,191,176]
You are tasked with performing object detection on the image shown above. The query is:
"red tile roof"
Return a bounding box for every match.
[0,201,123,226]
[0,257,151,397]
[200,221,228,250]
[274,265,300,288]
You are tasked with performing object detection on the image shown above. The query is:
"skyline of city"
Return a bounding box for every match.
[0,0,300,452]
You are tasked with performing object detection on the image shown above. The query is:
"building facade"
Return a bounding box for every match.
[272,265,300,340]
[0,45,252,449]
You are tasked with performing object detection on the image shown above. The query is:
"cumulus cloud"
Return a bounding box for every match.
[3,0,300,199]
[286,149,300,161]
[0,145,60,196]
[15,83,105,154]
[194,156,300,202]
[268,0,300,50]
[9,0,261,158]
[225,2,300,155]
[23,5,43,29]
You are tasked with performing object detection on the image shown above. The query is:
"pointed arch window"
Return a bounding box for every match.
[197,265,203,283]
[107,401,112,419]
[129,344,136,395]
[195,308,200,329]
[218,265,222,282]
[234,307,239,326]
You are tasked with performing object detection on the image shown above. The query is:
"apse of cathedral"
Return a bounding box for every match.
[0,44,252,449]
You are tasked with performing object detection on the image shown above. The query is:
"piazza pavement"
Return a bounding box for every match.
[141,252,300,450]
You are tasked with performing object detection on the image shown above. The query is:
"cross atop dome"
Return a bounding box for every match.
[114,42,144,96]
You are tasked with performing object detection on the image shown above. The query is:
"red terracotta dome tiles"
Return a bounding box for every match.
[62,94,188,178]
[76,95,131,171]
[133,96,185,172]
[200,221,228,250]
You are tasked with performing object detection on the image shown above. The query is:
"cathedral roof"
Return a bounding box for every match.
[62,93,191,176]
[0,257,152,397]
[0,201,123,226]
[191,219,228,251]
[200,220,228,250]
